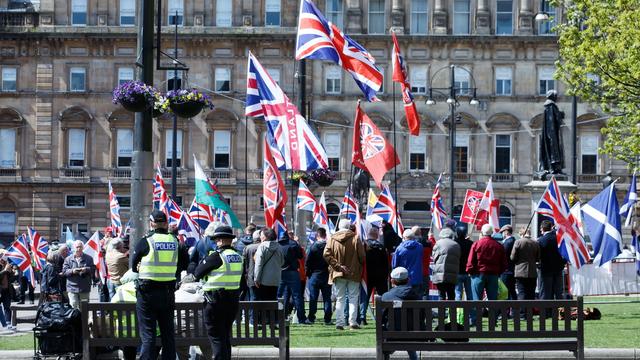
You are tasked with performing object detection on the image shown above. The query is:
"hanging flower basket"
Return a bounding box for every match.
[309,168,336,187]
[153,93,170,118]
[112,81,157,113]
[166,88,214,118]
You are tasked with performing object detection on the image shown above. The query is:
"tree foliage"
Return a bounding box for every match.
[555,0,640,169]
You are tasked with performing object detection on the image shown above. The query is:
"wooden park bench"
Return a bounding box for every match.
[81,299,290,359]
[10,303,38,327]
[375,296,584,360]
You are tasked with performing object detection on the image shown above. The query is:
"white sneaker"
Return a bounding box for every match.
[9,325,16,330]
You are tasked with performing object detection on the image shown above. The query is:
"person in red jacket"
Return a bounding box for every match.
[420,228,435,299]
[466,224,508,300]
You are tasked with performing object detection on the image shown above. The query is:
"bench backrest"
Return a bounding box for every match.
[375,296,584,341]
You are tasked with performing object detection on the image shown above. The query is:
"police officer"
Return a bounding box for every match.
[130,210,186,360]
[194,225,244,360]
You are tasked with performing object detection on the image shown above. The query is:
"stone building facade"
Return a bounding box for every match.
[0,0,631,245]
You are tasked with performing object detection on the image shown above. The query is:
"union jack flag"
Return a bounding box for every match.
[430,173,447,231]
[246,51,329,171]
[6,234,36,288]
[295,0,382,102]
[339,188,359,224]
[263,137,288,231]
[214,208,233,227]
[188,197,214,231]
[536,177,591,269]
[162,196,184,226]
[177,211,201,247]
[391,32,420,136]
[274,210,288,239]
[296,180,316,212]
[108,180,123,237]
[313,192,334,233]
[27,227,48,271]
[371,183,404,234]
[153,164,166,209]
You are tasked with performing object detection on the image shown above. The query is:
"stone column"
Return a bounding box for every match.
[518,0,534,34]
[346,0,362,34]
[433,0,448,34]
[390,0,405,34]
[476,0,491,34]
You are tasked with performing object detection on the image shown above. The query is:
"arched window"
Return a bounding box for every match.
[0,198,16,247]
[327,203,340,228]
[499,205,512,228]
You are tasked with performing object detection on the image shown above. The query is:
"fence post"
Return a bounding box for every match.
[80,300,90,359]
[576,296,584,360]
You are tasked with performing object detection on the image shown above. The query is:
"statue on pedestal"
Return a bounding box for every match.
[537,90,565,180]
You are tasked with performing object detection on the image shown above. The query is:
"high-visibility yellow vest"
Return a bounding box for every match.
[202,248,243,291]
[138,233,178,281]
[110,282,137,338]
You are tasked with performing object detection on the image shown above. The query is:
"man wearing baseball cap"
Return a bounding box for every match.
[380,267,420,360]
[129,210,187,360]
[194,225,244,360]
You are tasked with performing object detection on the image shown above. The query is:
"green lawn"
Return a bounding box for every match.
[2,297,637,350]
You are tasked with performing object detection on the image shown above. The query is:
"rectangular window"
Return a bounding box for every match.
[453,0,470,35]
[0,128,16,168]
[69,67,86,92]
[213,130,231,169]
[165,129,183,168]
[216,0,232,27]
[538,66,555,95]
[77,224,89,236]
[325,66,342,94]
[409,135,426,170]
[266,68,280,85]
[368,0,385,34]
[454,67,470,95]
[65,195,86,208]
[120,0,135,26]
[495,66,512,95]
[118,67,134,85]
[538,0,557,35]
[117,128,133,167]
[168,0,184,25]
[496,0,513,35]
[61,223,73,238]
[324,132,341,172]
[410,0,428,34]
[265,0,281,26]
[410,66,427,94]
[581,134,598,174]
[167,70,182,91]
[117,195,131,209]
[71,0,87,26]
[1,68,16,92]
[326,0,343,28]
[0,212,16,234]
[68,129,85,167]
[214,68,231,92]
[495,134,511,173]
[454,134,468,173]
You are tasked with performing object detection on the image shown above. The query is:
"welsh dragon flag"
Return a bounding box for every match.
[193,155,242,228]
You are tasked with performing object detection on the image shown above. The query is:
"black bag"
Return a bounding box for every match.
[35,301,81,331]
[36,329,77,355]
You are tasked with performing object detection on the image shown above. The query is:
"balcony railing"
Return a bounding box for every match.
[0,168,17,177]
[161,168,183,179]
[494,173,514,182]
[578,174,600,183]
[110,168,131,179]
[0,11,39,27]
[59,168,90,182]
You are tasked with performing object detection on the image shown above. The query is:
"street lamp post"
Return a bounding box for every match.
[426,65,480,215]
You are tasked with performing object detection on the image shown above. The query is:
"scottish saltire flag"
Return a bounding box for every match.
[582,183,623,266]
[619,172,637,227]
[162,196,184,227]
[536,177,591,268]
[296,180,316,212]
[27,227,48,271]
[246,52,329,171]
[430,173,447,231]
[6,234,36,288]
[263,138,288,232]
[306,228,317,244]
[631,229,640,275]
[153,164,166,209]
[188,197,214,231]
[371,183,404,234]
[193,155,241,228]
[295,0,383,102]
[108,181,123,237]
[177,211,201,247]
[84,231,107,284]
[313,192,333,233]
[339,188,358,224]
[391,32,420,136]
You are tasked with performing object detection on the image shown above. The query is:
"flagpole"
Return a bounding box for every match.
[244,116,249,226]
[392,80,399,234]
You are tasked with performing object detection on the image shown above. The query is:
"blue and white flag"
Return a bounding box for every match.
[582,183,622,266]
[65,225,74,248]
[619,173,637,227]
[631,229,640,275]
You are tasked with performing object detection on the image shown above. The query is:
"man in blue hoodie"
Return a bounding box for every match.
[391,227,424,296]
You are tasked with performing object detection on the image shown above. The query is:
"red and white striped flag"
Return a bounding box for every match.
[84,231,107,284]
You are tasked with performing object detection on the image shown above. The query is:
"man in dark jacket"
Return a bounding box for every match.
[466,224,507,300]
[499,225,517,302]
[537,220,566,299]
[432,228,460,300]
[392,228,424,295]
[360,227,389,324]
[234,223,256,254]
[454,224,473,300]
[381,267,419,360]
[511,231,540,301]
[305,228,332,325]
[381,220,402,253]
[277,232,310,324]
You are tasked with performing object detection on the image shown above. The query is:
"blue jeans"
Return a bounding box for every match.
[455,274,472,300]
[107,279,119,300]
[0,304,7,327]
[307,272,332,324]
[471,274,499,300]
[277,270,307,323]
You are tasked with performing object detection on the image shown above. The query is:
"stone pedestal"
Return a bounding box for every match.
[523,179,577,238]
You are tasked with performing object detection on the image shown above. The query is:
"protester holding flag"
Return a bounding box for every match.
[62,240,95,309]
[362,226,389,319]
[537,220,566,300]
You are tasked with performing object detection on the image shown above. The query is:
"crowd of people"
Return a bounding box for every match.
[0,210,574,359]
